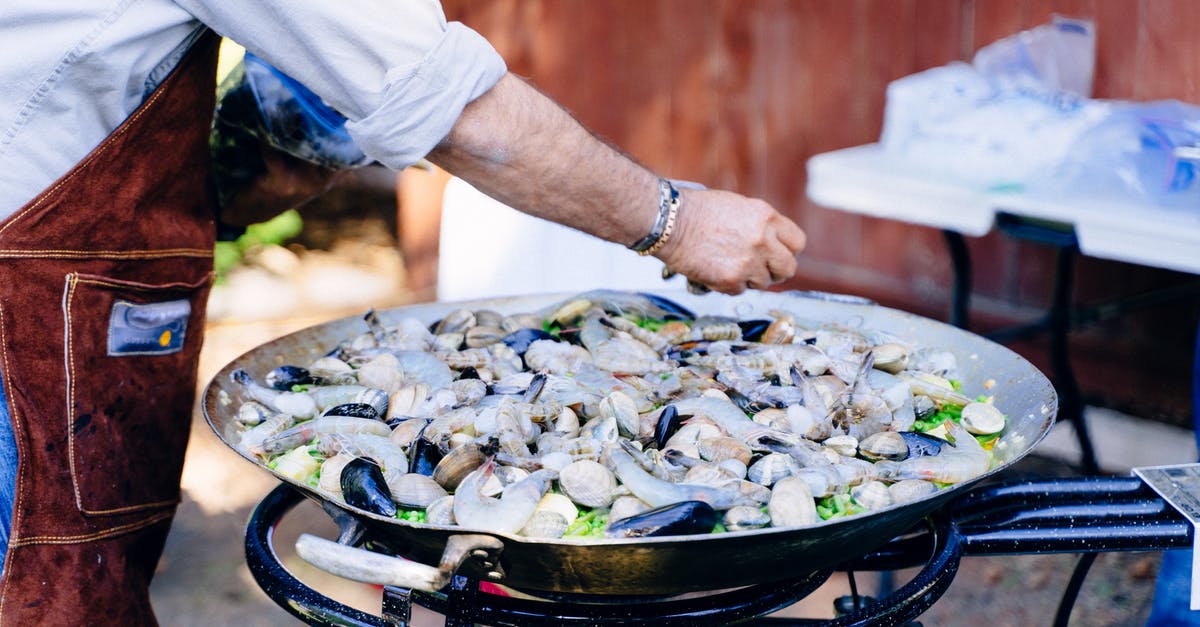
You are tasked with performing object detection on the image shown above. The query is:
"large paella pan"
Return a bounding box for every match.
[203,290,1056,595]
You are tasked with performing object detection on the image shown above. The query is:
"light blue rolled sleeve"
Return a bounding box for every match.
[345,22,507,169]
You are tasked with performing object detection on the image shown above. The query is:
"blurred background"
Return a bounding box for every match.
[153,1,1200,624]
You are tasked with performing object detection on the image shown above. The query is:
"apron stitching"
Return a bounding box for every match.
[11,510,173,546]
[0,249,211,259]
[63,277,83,514]
[0,85,171,239]
[73,275,212,292]
[0,306,27,621]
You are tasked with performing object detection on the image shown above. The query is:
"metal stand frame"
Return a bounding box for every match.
[245,477,1193,627]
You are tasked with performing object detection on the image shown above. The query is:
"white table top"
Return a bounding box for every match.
[806,144,1200,276]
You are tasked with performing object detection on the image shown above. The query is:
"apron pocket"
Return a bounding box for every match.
[63,272,211,516]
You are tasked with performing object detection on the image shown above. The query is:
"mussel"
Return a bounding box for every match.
[605,500,719,538]
[340,457,397,518]
[322,402,380,420]
[407,436,444,476]
[737,319,771,342]
[652,405,684,450]
[264,365,316,391]
[502,328,555,357]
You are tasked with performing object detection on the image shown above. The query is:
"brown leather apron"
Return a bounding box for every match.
[0,31,219,624]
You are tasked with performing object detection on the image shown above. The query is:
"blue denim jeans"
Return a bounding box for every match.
[0,373,16,573]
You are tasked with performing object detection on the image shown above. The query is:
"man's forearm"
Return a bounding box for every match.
[426,73,660,250]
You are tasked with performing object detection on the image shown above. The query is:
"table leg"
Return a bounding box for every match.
[1049,246,1099,474]
[942,230,972,329]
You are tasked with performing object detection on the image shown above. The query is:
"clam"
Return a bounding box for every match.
[520,510,568,538]
[465,325,506,348]
[390,473,449,508]
[858,431,909,462]
[823,434,859,458]
[888,479,937,504]
[697,436,752,466]
[960,401,1006,435]
[752,407,790,431]
[307,356,357,385]
[424,495,456,525]
[387,383,430,419]
[432,443,488,490]
[736,480,773,505]
[388,417,429,449]
[501,312,543,334]
[608,495,652,523]
[558,460,617,508]
[851,480,892,511]
[535,493,579,525]
[683,463,738,488]
[317,453,355,498]
[723,505,771,531]
[432,332,465,352]
[434,308,476,335]
[598,391,640,439]
[767,476,817,527]
[717,458,748,480]
[356,353,404,394]
[871,342,910,374]
[474,309,505,329]
[552,406,580,437]
[747,453,798,487]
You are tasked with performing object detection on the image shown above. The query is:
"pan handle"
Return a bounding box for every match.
[782,289,877,306]
[295,533,505,592]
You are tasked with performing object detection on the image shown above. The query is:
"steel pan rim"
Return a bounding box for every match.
[202,289,1057,549]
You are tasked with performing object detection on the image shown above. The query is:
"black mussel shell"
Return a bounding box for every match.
[502,328,555,357]
[408,437,444,476]
[606,501,719,538]
[635,292,695,321]
[728,390,784,415]
[653,405,683,450]
[323,403,379,420]
[458,366,482,381]
[901,431,947,458]
[265,365,314,391]
[737,319,771,342]
[341,457,397,517]
[523,372,547,403]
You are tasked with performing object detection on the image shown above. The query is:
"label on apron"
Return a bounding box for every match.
[106,299,190,356]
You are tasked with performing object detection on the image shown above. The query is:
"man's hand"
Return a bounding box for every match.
[655,189,806,295]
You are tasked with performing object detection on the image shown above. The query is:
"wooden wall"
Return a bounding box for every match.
[430,0,1200,422]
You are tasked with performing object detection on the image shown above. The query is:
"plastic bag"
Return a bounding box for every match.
[880,15,1200,207]
[1051,100,1200,206]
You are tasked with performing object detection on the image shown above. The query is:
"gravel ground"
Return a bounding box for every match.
[149,239,1171,626]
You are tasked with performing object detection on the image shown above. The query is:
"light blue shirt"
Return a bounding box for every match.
[0,0,507,218]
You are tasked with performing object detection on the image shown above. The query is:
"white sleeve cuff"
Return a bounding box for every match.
[345,22,506,170]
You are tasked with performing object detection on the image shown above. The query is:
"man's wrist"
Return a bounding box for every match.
[627,178,680,255]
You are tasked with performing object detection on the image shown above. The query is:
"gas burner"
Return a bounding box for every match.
[245,471,1194,626]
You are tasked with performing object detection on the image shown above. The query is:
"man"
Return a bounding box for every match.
[0,2,806,623]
